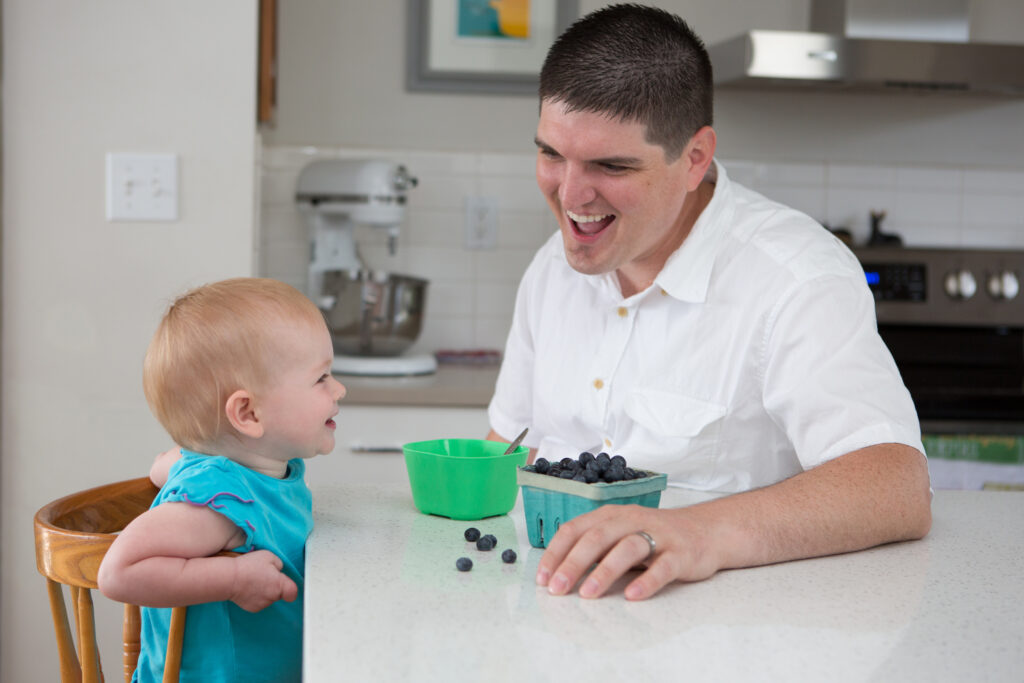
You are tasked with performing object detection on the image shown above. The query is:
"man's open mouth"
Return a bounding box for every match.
[567,209,615,236]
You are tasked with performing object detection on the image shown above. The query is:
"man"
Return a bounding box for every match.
[486,4,931,601]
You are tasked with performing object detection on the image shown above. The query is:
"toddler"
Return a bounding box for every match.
[99,277,346,682]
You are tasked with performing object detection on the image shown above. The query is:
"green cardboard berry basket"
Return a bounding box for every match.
[517,467,668,548]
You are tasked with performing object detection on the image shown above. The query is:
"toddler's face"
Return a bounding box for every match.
[256,319,346,462]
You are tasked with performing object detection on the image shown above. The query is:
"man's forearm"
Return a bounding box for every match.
[684,443,933,572]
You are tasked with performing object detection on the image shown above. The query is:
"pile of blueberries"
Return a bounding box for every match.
[456,527,517,572]
[527,451,649,484]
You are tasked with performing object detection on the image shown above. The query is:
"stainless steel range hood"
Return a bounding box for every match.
[708,0,1024,95]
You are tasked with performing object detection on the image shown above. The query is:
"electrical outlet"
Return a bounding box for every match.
[464,196,498,250]
[106,153,178,221]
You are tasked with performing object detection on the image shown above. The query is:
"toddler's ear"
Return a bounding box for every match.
[225,390,263,438]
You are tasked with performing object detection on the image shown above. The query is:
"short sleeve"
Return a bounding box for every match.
[761,273,924,468]
[158,457,259,552]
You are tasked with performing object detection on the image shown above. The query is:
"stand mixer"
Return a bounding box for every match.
[295,159,437,376]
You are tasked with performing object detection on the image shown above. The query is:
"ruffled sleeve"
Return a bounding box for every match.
[158,455,259,552]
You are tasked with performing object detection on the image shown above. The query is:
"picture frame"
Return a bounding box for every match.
[406,0,579,95]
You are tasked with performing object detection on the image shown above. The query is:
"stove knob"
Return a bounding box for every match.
[945,269,977,299]
[988,270,1020,300]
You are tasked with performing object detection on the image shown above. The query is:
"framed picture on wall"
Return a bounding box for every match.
[406,0,579,95]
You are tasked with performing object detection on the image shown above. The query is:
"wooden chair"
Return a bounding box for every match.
[34,476,186,683]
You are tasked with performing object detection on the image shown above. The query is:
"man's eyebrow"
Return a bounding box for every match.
[534,137,643,167]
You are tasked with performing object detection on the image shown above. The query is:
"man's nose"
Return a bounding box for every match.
[559,164,597,209]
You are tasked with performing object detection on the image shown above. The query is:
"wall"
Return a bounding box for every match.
[260,1,1024,355]
[1,2,259,680]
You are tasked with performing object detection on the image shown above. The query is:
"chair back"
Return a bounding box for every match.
[34,476,186,683]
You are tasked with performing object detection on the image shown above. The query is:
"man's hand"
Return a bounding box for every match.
[229,550,298,612]
[535,504,722,601]
[535,444,931,601]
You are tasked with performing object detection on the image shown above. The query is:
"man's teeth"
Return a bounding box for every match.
[567,210,611,224]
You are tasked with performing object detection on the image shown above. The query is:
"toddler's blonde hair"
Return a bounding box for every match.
[143,277,327,450]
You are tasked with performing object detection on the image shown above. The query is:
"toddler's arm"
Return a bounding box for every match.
[98,501,297,612]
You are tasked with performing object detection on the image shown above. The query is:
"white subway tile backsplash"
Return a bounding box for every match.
[754,185,827,222]
[963,168,1024,194]
[895,166,962,192]
[477,152,536,177]
[261,145,1024,352]
[828,163,898,188]
[963,194,1024,228]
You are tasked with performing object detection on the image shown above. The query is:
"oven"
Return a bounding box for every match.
[852,246,1024,490]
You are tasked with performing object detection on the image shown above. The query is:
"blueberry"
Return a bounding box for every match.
[476,536,495,551]
[604,466,625,482]
[583,469,599,483]
[534,457,550,474]
[485,534,497,546]
[572,473,587,482]
[501,549,517,564]
[559,470,575,479]
[559,457,575,469]
[456,557,473,572]
[578,451,595,465]
[610,454,627,468]
[464,527,481,542]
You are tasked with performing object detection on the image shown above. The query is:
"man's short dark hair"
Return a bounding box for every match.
[539,3,713,161]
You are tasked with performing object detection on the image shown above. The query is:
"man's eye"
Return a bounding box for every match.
[316,374,329,383]
[601,163,629,173]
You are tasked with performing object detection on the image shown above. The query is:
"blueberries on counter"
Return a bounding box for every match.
[527,452,648,484]
[457,528,518,572]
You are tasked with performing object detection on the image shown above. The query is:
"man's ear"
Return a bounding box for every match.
[224,389,263,438]
[683,125,717,192]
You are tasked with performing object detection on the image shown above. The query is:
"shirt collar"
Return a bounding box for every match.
[655,159,732,303]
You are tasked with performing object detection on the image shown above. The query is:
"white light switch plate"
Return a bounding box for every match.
[106,153,178,221]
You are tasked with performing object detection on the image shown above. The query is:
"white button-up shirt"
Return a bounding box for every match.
[489,161,924,493]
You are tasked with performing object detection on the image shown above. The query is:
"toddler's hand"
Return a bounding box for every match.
[229,550,298,612]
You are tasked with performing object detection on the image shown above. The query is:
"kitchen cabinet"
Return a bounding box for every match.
[306,405,490,486]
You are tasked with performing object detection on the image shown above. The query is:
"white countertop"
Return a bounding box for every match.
[304,485,1024,682]
[335,364,498,408]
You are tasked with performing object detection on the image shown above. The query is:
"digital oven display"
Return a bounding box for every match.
[861,263,927,302]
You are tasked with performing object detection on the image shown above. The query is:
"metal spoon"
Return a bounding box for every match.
[504,427,529,454]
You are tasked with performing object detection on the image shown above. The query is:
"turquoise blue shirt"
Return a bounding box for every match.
[133,451,313,683]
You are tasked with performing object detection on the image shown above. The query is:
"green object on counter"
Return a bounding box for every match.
[922,434,1024,465]
[403,438,528,521]
[517,467,668,548]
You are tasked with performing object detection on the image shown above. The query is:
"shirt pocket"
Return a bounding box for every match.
[623,389,725,483]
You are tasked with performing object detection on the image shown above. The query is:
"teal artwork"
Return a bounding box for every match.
[457,0,528,39]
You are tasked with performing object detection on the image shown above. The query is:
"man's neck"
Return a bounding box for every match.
[616,179,716,298]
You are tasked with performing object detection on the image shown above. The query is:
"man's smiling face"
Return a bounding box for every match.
[534,100,707,294]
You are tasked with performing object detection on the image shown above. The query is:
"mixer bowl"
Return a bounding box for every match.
[320,270,428,357]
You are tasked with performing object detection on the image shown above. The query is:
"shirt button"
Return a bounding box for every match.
[604,438,612,448]
[593,378,604,390]
[617,306,628,317]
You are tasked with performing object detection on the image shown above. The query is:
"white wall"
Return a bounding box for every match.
[1,2,259,681]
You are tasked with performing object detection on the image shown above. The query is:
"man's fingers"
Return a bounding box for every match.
[576,532,654,598]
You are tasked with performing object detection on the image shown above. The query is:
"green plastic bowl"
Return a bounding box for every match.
[403,438,529,520]
[517,467,668,548]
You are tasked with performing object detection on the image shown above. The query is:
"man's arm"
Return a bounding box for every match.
[536,442,932,600]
